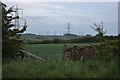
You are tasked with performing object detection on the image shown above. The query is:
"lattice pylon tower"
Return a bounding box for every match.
[67,22,70,34]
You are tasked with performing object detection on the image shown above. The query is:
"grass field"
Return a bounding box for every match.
[23,43,90,59]
[2,43,118,78]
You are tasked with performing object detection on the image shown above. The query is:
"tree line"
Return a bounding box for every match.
[24,35,119,44]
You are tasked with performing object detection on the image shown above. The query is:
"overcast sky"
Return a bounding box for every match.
[4,2,118,36]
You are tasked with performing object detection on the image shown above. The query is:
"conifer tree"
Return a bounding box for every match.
[2,3,27,58]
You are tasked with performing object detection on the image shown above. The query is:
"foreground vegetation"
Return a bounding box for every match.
[2,43,118,78]
[3,57,118,78]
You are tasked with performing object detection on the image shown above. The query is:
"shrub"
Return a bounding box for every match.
[95,43,116,62]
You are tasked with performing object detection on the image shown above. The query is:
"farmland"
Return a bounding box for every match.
[23,43,90,59]
[2,2,119,79]
[2,43,118,78]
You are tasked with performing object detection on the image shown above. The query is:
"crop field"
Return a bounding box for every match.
[2,43,118,78]
[23,43,90,59]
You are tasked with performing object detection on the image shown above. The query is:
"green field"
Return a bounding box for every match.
[3,43,118,78]
[24,43,90,59]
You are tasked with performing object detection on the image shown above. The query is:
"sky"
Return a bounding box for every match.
[3,1,118,36]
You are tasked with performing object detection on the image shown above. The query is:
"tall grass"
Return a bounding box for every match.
[2,56,118,78]
[2,43,118,78]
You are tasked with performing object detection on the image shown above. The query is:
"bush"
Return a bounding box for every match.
[95,43,117,62]
[51,38,64,44]
[104,40,118,46]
